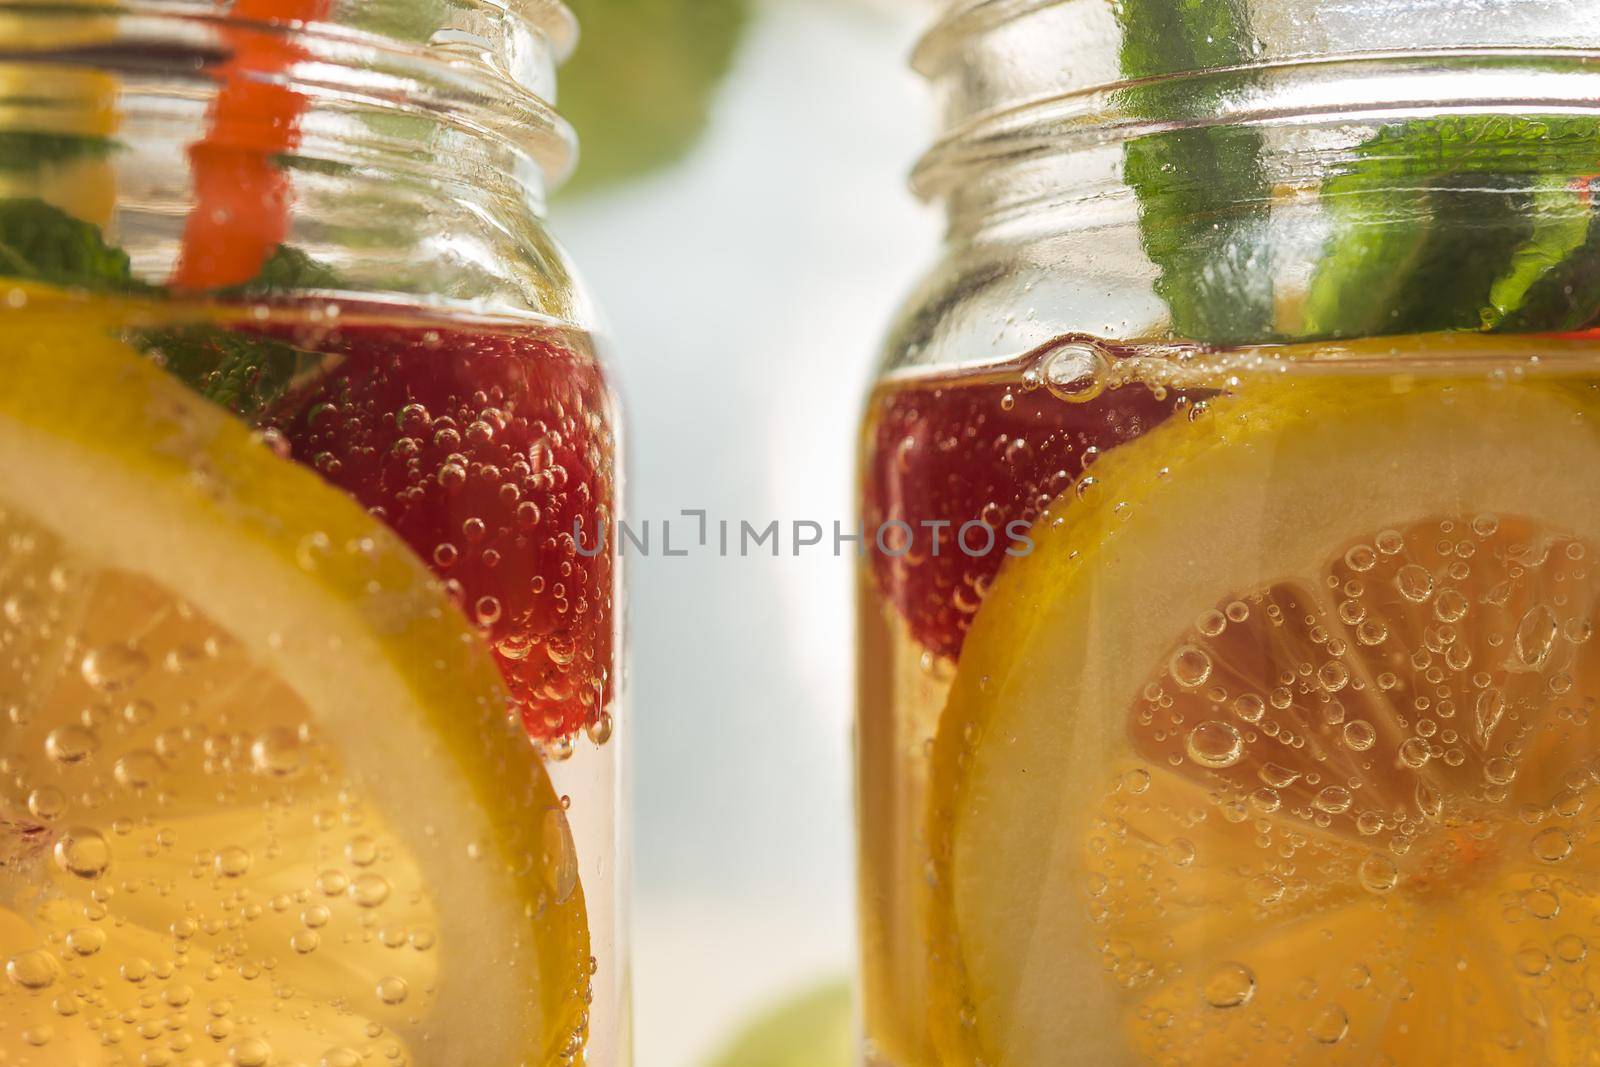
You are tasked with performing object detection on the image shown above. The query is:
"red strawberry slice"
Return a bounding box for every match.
[270,323,617,744]
[862,343,1180,661]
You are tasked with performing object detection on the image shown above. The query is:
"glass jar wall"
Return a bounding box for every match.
[0,3,627,1065]
[859,2,1600,1064]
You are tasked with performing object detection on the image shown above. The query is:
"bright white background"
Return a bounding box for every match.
[560,1,937,1063]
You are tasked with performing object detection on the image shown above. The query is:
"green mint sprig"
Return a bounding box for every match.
[0,132,116,173]
[1116,5,1600,343]
[1115,0,1275,346]
[1302,116,1600,339]
[0,198,142,291]
[0,194,340,419]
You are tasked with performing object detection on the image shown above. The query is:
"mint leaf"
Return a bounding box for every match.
[0,196,340,417]
[136,327,311,418]
[1482,176,1599,331]
[0,198,140,291]
[0,197,340,297]
[1116,0,1275,345]
[0,133,115,173]
[141,248,344,415]
[222,244,343,296]
[1303,116,1600,339]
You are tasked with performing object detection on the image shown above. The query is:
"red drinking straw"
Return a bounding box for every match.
[171,0,329,291]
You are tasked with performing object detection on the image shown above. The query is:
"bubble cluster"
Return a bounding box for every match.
[861,339,1185,660]
[0,505,595,1064]
[1088,513,1600,1061]
[270,325,619,746]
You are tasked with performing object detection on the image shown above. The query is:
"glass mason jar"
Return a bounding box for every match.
[0,3,626,1065]
[859,2,1600,1064]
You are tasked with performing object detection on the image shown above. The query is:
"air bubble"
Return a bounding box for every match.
[113,750,165,790]
[1515,948,1551,977]
[1532,827,1573,863]
[1041,342,1110,403]
[1202,962,1255,1008]
[1375,530,1406,555]
[1258,763,1299,789]
[66,927,104,957]
[1434,588,1468,622]
[53,827,110,878]
[1169,645,1213,689]
[6,949,61,990]
[1313,786,1353,815]
[1343,545,1377,572]
[1398,738,1431,769]
[542,808,580,905]
[1358,853,1398,893]
[1484,756,1516,785]
[346,835,379,867]
[1523,888,1561,919]
[1342,720,1376,751]
[349,872,392,908]
[1232,693,1265,723]
[376,976,409,1005]
[1556,934,1587,963]
[1414,780,1443,820]
[1317,661,1349,693]
[438,462,468,491]
[1395,565,1434,603]
[1185,721,1243,769]
[26,786,65,820]
[214,847,252,878]
[44,724,97,764]
[1516,606,1560,669]
[229,1037,273,1067]
[397,403,431,432]
[80,642,149,691]
[250,726,305,777]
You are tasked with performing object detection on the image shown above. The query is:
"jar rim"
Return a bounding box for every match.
[0,0,580,190]
[912,0,1054,75]
[912,46,1600,203]
[911,1,1600,206]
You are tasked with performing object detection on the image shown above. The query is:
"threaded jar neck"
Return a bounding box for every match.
[911,0,1600,217]
[887,1,1600,361]
[0,0,579,199]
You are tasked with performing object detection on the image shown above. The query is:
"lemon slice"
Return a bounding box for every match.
[0,324,590,1065]
[929,375,1600,1065]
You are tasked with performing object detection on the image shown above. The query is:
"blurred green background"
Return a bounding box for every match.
[560,0,751,193]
